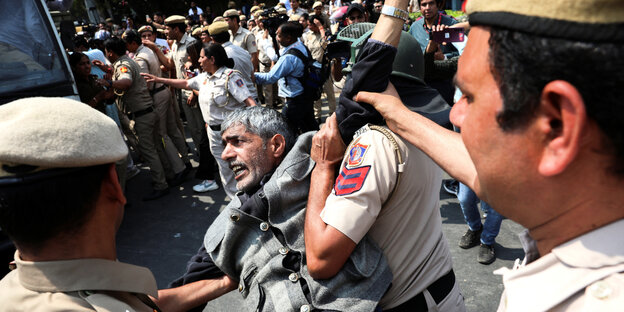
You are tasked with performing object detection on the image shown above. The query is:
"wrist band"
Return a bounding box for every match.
[380,5,409,21]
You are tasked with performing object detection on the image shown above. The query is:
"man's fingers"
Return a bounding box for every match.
[354,91,376,106]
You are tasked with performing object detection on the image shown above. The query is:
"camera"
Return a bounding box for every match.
[260,7,289,38]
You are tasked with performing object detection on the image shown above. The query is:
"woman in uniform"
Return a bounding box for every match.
[143,43,256,199]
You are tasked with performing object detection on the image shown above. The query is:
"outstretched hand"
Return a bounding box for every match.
[141,72,158,83]
[311,113,346,169]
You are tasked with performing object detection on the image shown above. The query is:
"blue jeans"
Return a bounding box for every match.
[458,183,503,245]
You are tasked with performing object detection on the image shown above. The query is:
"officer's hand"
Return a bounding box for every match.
[312,113,345,169]
[142,39,157,51]
[354,82,410,134]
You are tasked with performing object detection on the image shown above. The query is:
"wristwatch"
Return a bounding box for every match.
[381,5,410,21]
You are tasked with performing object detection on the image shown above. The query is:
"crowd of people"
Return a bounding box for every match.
[1,0,623,311]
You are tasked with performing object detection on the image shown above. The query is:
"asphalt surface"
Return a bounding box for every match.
[116,103,526,312]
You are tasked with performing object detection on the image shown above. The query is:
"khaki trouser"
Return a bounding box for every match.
[153,88,189,174]
[314,76,336,120]
[207,127,237,199]
[133,111,169,190]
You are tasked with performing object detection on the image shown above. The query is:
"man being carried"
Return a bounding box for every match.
[155,107,391,312]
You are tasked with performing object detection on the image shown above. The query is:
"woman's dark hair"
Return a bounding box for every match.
[211,31,231,44]
[203,43,234,68]
[69,51,87,69]
[309,14,323,25]
[187,40,204,70]
[122,29,141,45]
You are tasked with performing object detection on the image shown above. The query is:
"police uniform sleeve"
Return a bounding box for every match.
[115,61,133,82]
[133,55,150,75]
[245,33,258,54]
[187,73,204,91]
[319,130,398,244]
[227,71,252,103]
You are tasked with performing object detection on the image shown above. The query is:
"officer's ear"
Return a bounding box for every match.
[268,134,287,159]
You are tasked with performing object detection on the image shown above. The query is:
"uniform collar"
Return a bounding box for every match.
[496,220,624,311]
[222,41,232,48]
[13,251,158,297]
[210,66,228,78]
[179,32,192,45]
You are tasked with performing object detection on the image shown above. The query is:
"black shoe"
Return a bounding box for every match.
[478,243,496,264]
[142,188,169,201]
[443,179,459,196]
[459,227,482,249]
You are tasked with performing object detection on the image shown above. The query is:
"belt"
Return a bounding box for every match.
[128,106,153,119]
[384,269,456,312]
[149,84,167,96]
[209,124,221,131]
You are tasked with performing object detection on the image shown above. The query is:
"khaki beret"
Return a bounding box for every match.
[213,16,225,23]
[313,1,323,9]
[191,26,202,37]
[276,7,287,15]
[240,15,247,21]
[467,0,624,42]
[0,97,127,178]
[250,6,261,13]
[105,18,113,23]
[223,9,239,18]
[164,15,186,25]
[202,26,210,33]
[208,21,229,35]
[289,14,301,22]
[137,25,154,34]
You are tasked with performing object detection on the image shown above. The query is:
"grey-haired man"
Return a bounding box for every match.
[155,106,391,312]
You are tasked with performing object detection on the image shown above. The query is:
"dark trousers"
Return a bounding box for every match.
[282,93,319,134]
[194,125,216,181]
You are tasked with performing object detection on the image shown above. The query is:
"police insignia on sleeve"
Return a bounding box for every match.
[347,140,369,168]
[235,79,244,87]
[334,165,371,196]
[119,66,128,73]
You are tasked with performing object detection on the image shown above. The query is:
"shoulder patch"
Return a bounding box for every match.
[119,66,128,73]
[334,165,371,196]
[235,79,244,87]
[347,141,369,168]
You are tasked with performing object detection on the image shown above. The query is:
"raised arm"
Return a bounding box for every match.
[304,0,410,279]
[354,83,481,194]
[154,275,236,312]
[141,73,191,90]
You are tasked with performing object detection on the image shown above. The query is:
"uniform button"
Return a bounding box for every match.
[230,213,240,222]
[288,272,299,282]
[588,281,612,299]
[260,222,270,231]
[278,247,290,255]
[300,304,310,312]
[258,192,265,199]
[238,282,245,292]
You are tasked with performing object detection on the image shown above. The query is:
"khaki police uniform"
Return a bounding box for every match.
[256,29,278,106]
[187,67,252,199]
[319,125,465,311]
[303,31,336,120]
[230,27,258,55]
[495,219,624,312]
[113,55,168,190]
[170,33,205,151]
[0,251,158,312]
[134,44,189,174]
[222,41,258,100]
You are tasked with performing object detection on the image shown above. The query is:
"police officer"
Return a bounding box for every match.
[0,98,159,311]
[359,0,624,310]
[143,43,256,199]
[303,14,336,122]
[102,37,170,201]
[255,14,279,107]
[223,9,259,73]
[123,30,192,184]
[304,0,465,310]
[209,21,259,102]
